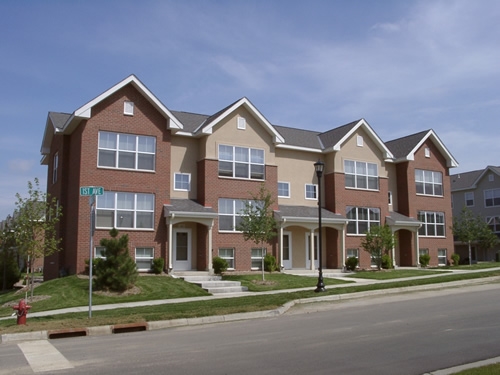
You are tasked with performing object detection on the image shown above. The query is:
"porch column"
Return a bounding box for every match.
[279,226,284,269]
[414,230,420,267]
[391,228,397,268]
[168,220,173,271]
[208,224,213,273]
[340,225,346,270]
[310,228,315,270]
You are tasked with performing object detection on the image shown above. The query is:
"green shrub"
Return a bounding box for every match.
[451,253,460,266]
[419,254,431,267]
[0,255,21,290]
[381,254,393,269]
[212,256,228,275]
[152,258,164,274]
[345,256,358,271]
[264,254,278,272]
[84,257,104,275]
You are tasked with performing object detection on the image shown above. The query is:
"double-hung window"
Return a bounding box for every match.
[218,198,246,231]
[344,160,379,190]
[98,131,156,171]
[484,189,500,207]
[96,191,155,229]
[438,249,447,266]
[465,192,474,207]
[219,248,235,269]
[487,216,500,234]
[278,182,290,198]
[305,184,317,200]
[418,211,445,237]
[346,207,380,235]
[251,248,266,269]
[415,170,443,196]
[218,144,265,180]
[135,247,154,271]
[52,152,59,184]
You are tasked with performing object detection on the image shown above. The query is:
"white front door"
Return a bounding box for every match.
[173,229,191,270]
[282,232,292,269]
[306,233,319,269]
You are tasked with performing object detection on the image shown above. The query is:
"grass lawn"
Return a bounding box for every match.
[346,269,451,280]
[1,269,500,334]
[453,363,500,374]
[222,273,352,291]
[438,261,500,270]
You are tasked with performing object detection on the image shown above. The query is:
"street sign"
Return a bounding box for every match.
[80,186,104,196]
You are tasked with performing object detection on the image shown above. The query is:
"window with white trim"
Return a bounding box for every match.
[346,207,380,235]
[251,248,266,270]
[357,136,363,147]
[487,216,500,234]
[438,249,447,266]
[218,144,265,180]
[346,248,359,259]
[278,182,290,198]
[237,117,246,130]
[52,152,59,184]
[219,248,235,269]
[415,169,443,196]
[96,192,155,229]
[124,101,134,115]
[344,160,379,190]
[418,211,445,237]
[174,173,191,191]
[305,184,317,200]
[388,191,393,205]
[135,247,154,271]
[98,131,156,171]
[464,192,474,207]
[419,248,429,256]
[484,188,500,207]
[489,174,495,182]
[95,246,107,259]
[424,147,430,158]
[218,198,246,231]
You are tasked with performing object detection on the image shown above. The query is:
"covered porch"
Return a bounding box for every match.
[386,211,422,267]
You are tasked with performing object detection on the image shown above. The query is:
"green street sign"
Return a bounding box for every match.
[80,186,104,196]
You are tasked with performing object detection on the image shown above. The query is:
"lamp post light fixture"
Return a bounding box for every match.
[314,160,326,292]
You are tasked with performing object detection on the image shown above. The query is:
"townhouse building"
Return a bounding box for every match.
[40,75,458,280]
[451,166,500,262]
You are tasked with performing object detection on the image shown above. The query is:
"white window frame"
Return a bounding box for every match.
[487,216,500,234]
[135,247,154,271]
[346,248,359,259]
[357,135,364,147]
[124,101,135,116]
[251,248,266,270]
[464,192,474,207]
[218,198,254,232]
[418,211,445,237]
[438,249,447,266]
[484,188,500,207]
[52,152,59,184]
[98,131,156,171]
[424,147,431,158]
[344,160,379,190]
[305,184,317,200]
[388,191,393,206]
[415,169,443,196]
[346,207,380,235]
[95,246,107,259]
[174,173,191,191]
[218,144,265,180]
[219,248,235,269]
[278,182,290,198]
[96,191,155,230]
[489,174,495,182]
[237,117,246,130]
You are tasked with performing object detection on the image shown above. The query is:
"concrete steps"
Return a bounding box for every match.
[180,274,248,294]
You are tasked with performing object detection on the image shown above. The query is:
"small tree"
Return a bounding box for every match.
[14,178,62,299]
[236,185,278,281]
[360,224,395,270]
[94,228,138,292]
[452,207,497,265]
[1,217,20,290]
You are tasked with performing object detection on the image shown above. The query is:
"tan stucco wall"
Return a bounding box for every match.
[171,136,199,199]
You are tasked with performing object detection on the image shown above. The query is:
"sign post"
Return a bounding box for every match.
[80,186,104,318]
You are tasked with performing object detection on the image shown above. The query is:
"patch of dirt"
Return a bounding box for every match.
[251,280,277,286]
[93,285,142,297]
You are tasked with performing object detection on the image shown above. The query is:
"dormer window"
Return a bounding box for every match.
[124,101,134,116]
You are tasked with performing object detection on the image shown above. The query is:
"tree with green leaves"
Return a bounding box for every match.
[94,228,138,292]
[452,207,498,265]
[0,216,21,290]
[14,178,62,299]
[236,185,278,281]
[360,224,395,270]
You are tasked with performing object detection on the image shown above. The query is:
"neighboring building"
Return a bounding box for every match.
[451,166,500,262]
[40,75,458,279]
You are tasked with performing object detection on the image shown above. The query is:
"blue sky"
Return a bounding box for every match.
[1,0,500,219]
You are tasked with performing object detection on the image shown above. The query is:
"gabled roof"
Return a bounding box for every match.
[164,199,217,218]
[273,125,322,151]
[40,75,183,161]
[386,129,459,168]
[274,205,347,224]
[320,119,394,160]
[451,166,500,191]
[192,97,285,144]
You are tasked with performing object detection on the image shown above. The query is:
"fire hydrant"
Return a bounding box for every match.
[12,299,31,325]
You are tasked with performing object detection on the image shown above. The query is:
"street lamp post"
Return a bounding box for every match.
[314,160,326,292]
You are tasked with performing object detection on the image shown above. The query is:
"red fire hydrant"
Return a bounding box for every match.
[12,299,31,325]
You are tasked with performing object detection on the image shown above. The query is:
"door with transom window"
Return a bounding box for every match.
[282,232,292,269]
[305,233,319,269]
[173,228,191,270]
